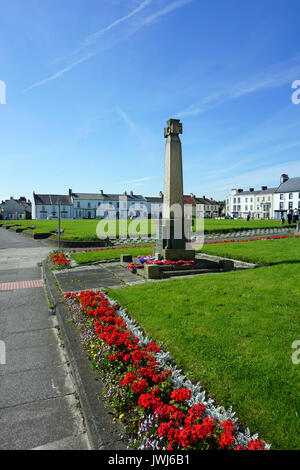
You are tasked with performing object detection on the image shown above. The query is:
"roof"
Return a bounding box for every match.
[275,177,300,193]
[234,187,277,196]
[183,195,196,206]
[71,192,147,202]
[34,194,72,205]
[194,196,219,205]
[146,197,163,203]
[1,199,26,214]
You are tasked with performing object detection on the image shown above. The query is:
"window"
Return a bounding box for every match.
[233,198,236,203]
[289,202,293,209]
[289,193,293,199]
[268,196,271,201]
[77,202,80,208]
[237,198,240,203]
[280,194,284,200]
[245,198,248,203]
[250,205,253,211]
[262,197,265,202]
[245,205,248,211]
[257,206,260,210]
[280,202,284,210]
[233,205,236,211]
[257,197,260,201]
[88,202,91,208]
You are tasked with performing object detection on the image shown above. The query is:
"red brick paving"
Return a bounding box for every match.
[0,280,44,292]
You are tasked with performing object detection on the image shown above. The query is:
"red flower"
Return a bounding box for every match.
[131,379,148,394]
[170,388,192,402]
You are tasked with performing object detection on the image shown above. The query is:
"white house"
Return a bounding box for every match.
[33,190,151,220]
[32,193,72,220]
[32,189,221,221]
[225,186,276,219]
[273,174,300,219]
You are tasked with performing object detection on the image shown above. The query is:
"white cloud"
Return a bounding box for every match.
[118,176,155,185]
[24,52,95,92]
[25,0,193,92]
[176,54,300,118]
[115,106,137,133]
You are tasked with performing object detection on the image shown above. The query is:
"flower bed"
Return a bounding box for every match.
[49,251,71,268]
[65,290,269,451]
[202,235,298,245]
[127,256,198,271]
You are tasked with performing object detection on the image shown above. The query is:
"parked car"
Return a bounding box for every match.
[47,216,58,220]
[224,215,234,219]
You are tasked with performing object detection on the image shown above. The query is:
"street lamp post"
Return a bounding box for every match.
[58,203,61,250]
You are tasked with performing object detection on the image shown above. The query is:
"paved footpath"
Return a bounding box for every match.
[0,229,90,450]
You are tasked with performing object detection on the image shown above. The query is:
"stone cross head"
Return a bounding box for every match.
[164,119,183,138]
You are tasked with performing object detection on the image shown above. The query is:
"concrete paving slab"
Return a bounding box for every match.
[0,285,51,334]
[0,395,88,450]
[0,327,66,375]
[0,363,75,408]
[0,267,43,283]
[55,266,122,292]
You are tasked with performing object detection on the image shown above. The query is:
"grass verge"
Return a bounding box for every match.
[70,246,154,264]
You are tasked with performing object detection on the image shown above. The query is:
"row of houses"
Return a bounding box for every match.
[0,197,32,220]
[32,189,220,220]
[225,174,300,219]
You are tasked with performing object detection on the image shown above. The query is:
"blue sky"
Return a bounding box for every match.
[1,0,300,203]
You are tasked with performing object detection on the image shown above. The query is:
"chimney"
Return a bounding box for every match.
[190,193,194,198]
[280,174,289,184]
[130,191,133,197]
[237,188,243,193]
[69,188,72,196]
[261,186,267,191]
[249,188,254,192]
[100,189,103,195]
[203,195,206,199]
[123,191,127,196]
[159,191,163,198]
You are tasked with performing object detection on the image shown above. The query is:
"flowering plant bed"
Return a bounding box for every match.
[202,234,298,245]
[49,251,71,269]
[65,289,269,451]
[127,257,198,271]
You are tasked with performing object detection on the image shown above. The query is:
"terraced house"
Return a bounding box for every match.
[33,190,156,220]
[225,173,300,219]
[32,189,219,220]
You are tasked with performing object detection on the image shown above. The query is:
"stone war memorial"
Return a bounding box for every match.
[155,118,195,261]
[122,118,234,279]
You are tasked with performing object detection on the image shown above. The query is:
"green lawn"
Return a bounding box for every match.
[194,218,296,233]
[0,217,295,240]
[200,236,300,265]
[71,245,153,264]
[0,219,156,240]
[107,237,300,450]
